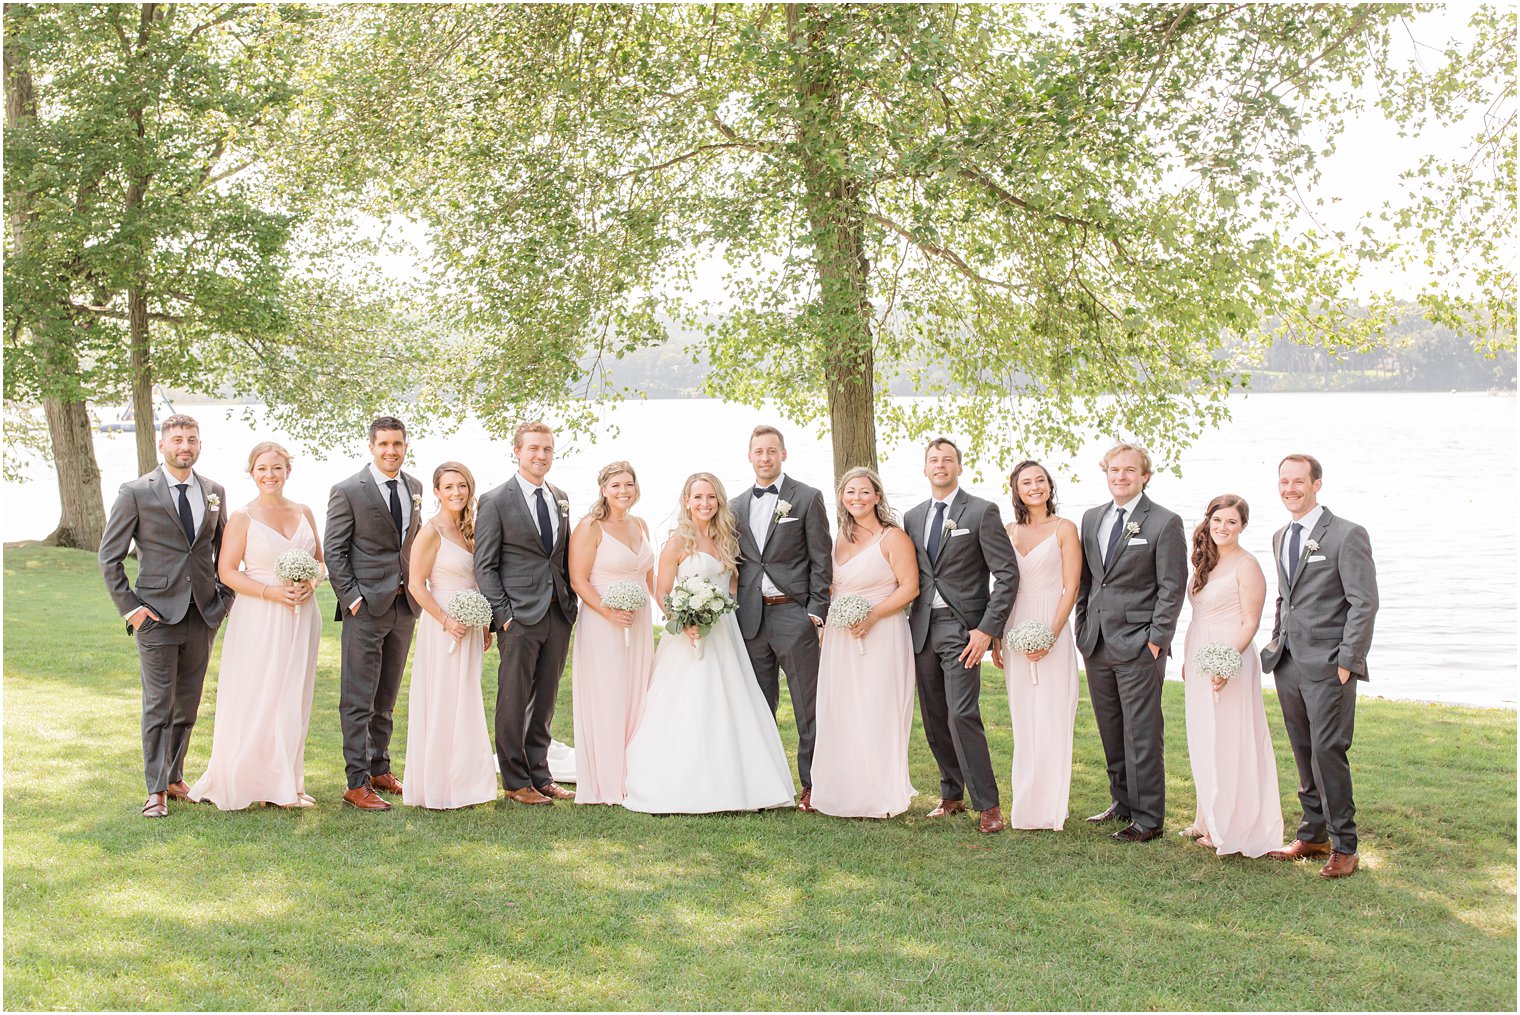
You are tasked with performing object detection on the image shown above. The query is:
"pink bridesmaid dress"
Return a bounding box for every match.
[1183,555,1284,856]
[402,535,498,809]
[188,517,320,810]
[571,527,655,804]
[811,533,916,818]
[1003,533,1079,830]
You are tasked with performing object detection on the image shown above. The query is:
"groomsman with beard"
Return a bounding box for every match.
[474,421,578,805]
[1076,442,1187,843]
[100,414,235,818]
[904,437,1019,834]
[1261,453,1378,878]
[325,416,424,811]
[734,425,832,812]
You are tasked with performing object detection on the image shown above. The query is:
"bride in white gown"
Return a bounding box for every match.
[623,472,796,814]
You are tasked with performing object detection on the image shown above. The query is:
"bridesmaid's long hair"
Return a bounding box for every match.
[835,466,899,543]
[1008,459,1058,525]
[433,461,478,550]
[588,461,639,523]
[1191,494,1249,594]
[673,472,739,573]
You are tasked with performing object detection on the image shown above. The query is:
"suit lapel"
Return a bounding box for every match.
[932,490,964,570]
[503,476,550,558]
[1272,527,1290,591]
[360,469,403,549]
[402,472,422,545]
[905,501,930,570]
[188,473,216,548]
[1102,495,1148,578]
[1082,506,1103,574]
[760,477,792,554]
[548,483,570,557]
[1286,508,1334,595]
[148,470,191,548]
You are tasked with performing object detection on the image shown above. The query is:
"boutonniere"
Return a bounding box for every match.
[1305,539,1320,553]
[411,493,422,512]
[775,499,792,522]
[1124,521,1141,538]
[942,513,956,538]
[557,498,570,517]
[206,493,220,512]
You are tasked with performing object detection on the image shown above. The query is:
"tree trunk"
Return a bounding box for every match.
[6,6,107,549]
[128,287,157,476]
[788,4,880,485]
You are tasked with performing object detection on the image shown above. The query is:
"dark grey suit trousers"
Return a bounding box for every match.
[339,597,416,789]
[495,602,573,791]
[913,608,1000,811]
[1084,639,1166,831]
[744,600,820,789]
[135,604,216,793]
[1274,652,1358,853]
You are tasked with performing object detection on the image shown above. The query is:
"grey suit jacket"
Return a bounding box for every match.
[904,490,1019,653]
[1260,508,1378,680]
[324,466,423,621]
[1075,493,1187,660]
[734,475,833,640]
[473,477,577,630]
[99,469,234,631]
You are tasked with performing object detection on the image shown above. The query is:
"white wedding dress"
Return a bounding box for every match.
[622,552,796,813]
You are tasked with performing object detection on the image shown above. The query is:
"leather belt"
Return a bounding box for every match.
[762,595,792,606]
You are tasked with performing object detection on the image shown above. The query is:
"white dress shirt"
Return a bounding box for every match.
[749,473,785,597]
[1281,503,1325,575]
[516,471,559,545]
[1098,494,1142,565]
[922,486,960,608]
[369,463,412,535]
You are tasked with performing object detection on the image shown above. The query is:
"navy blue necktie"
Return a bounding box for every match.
[1103,508,1127,566]
[386,479,403,539]
[1286,522,1303,588]
[927,501,946,560]
[534,487,555,555]
[174,483,195,544]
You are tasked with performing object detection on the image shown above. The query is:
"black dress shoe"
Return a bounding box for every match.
[1085,803,1130,824]
[1112,823,1163,843]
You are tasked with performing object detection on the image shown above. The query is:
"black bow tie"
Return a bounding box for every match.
[753,485,779,498]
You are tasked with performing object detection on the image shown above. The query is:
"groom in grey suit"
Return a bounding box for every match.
[734,425,832,810]
[325,416,423,811]
[1076,443,1187,843]
[474,422,578,805]
[1261,453,1378,878]
[904,437,1018,834]
[100,414,234,818]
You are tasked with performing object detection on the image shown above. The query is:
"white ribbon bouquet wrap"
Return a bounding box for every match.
[827,594,872,655]
[444,590,494,655]
[601,580,649,646]
[1005,620,1056,684]
[272,549,320,617]
[1195,642,1243,703]
[662,575,737,660]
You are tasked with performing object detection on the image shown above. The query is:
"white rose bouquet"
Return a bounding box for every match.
[827,594,873,655]
[1005,620,1056,684]
[444,590,494,655]
[663,575,737,659]
[601,580,649,646]
[272,549,321,617]
[1195,641,1243,703]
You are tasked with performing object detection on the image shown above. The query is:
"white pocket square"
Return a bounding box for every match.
[950,528,971,536]
[1307,554,1326,562]
[1128,537,1148,545]
[776,517,799,524]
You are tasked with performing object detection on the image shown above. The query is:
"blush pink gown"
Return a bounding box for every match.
[1003,532,1079,830]
[810,533,916,819]
[188,516,320,810]
[402,535,498,809]
[1183,555,1284,857]
[571,528,655,804]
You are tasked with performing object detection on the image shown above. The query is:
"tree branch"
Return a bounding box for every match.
[867,210,1026,292]
[613,142,762,179]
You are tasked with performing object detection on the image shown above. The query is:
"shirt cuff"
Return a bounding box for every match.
[122,605,145,620]
[349,596,363,610]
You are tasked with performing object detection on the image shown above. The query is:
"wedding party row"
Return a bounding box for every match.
[99,414,1378,878]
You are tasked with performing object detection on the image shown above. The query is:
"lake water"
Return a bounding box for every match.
[8,392,1516,708]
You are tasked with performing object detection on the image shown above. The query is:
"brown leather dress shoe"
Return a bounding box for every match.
[797,789,816,813]
[978,806,1006,834]
[166,781,192,801]
[508,786,553,805]
[536,782,574,801]
[1086,803,1129,824]
[1112,823,1164,843]
[343,785,391,811]
[1319,851,1360,878]
[926,799,967,818]
[369,772,404,795]
[1265,838,1333,861]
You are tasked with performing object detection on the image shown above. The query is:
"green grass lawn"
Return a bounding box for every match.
[4,545,1515,1010]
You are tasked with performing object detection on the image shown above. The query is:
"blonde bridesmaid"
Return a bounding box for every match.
[1181,495,1284,856]
[568,461,656,804]
[188,442,322,810]
[992,460,1081,830]
[402,463,498,810]
[810,467,919,819]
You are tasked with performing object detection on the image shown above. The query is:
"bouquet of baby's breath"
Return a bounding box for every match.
[601,580,649,646]
[1196,642,1243,703]
[444,590,494,655]
[827,594,873,655]
[663,576,737,659]
[273,549,321,617]
[1006,620,1055,684]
